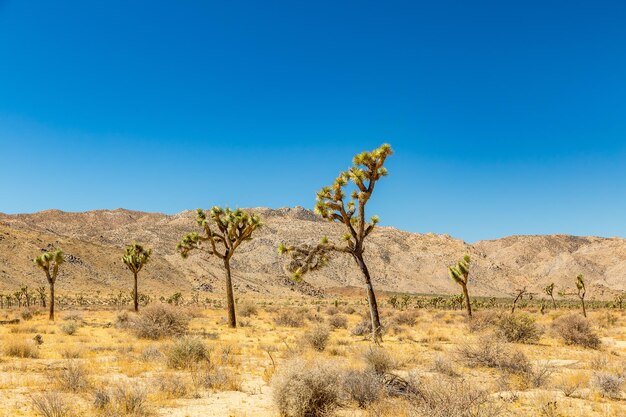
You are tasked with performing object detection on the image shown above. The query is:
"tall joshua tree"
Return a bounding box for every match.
[576,274,587,317]
[34,250,64,321]
[122,243,153,312]
[177,207,261,328]
[544,283,556,309]
[279,144,392,342]
[448,254,473,318]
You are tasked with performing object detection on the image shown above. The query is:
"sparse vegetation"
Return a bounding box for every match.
[551,313,601,349]
[130,303,190,339]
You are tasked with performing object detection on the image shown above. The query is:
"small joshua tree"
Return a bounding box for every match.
[121,243,153,312]
[576,274,587,317]
[615,294,624,310]
[279,144,392,342]
[34,250,65,321]
[37,285,46,308]
[21,286,30,307]
[544,283,556,309]
[448,254,473,317]
[511,287,527,314]
[177,207,261,328]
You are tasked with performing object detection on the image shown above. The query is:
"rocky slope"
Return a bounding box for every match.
[1,208,624,299]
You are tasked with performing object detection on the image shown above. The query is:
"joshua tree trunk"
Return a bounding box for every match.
[462,284,472,318]
[580,296,587,318]
[133,272,139,312]
[49,283,55,321]
[353,252,382,342]
[550,294,556,309]
[224,259,237,328]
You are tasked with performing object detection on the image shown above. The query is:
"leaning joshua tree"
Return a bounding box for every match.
[576,274,587,317]
[448,254,473,317]
[279,144,392,342]
[34,250,65,320]
[122,243,153,312]
[544,282,556,309]
[177,207,261,328]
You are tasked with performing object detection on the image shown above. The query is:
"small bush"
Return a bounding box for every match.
[431,356,459,377]
[328,314,348,329]
[304,325,331,352]
[351,319,372,337]
[140,345,163,361]
[410,377,502,417]
[63,312,84,322]
[199,366,242,391]
[467,311,501,333]
[495,313,543,343]
[20,309,34,321]
[31,392,73,417]
[272,358,343,417]
[166,337,208,369]
[54,360,90,392]
[362,347,395,375]
[551,314,601,349]
[238,300,258,317]
[115,310,131,329]
[156,373,190,398]
[131,303,190,339]
[458,336,531,375]
[113,383,149,416]
[4,339,39,358]
[592,372,624,397]
[342,368,382,408]
[60,321,78,336]
[393,310,419,326]
[274,310,304,328]
[325,306,339,316]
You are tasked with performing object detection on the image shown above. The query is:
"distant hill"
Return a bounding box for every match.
[1,208,624,300]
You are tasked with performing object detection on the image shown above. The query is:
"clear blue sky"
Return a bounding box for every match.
[1,1,625,242]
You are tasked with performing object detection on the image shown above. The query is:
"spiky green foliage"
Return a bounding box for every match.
[448,254,473,317]
[122,243,152,312]
[177,207,261,260]
[34,250,64,320]
[448,254,470,285]
[279,144,392,342]
[544,283,556,309]
[280,144,392,280]
[177,207,261,328]
[122,243,152,274]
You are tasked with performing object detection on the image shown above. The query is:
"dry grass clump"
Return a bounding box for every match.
[155,373,190,399]
[592,371,624,397]
[303,325,331,351]
[393,310,419,326]
[53,360,90,392]
[274,310,305,328]
[431,356,460,377]
[63,311,84,322]
[467,310,502,333]
[328,314,348,329]
[198,366,243,391]
[131,303,190,339]
[458,336,531,375]
[140,345,163,361]
[238,300,258,317]
[342,368,383,408]
[555,372,587,397]
[93,382,150,416]
[272,357,343,417]
[4,338,39,358]
[551,314,601,349]
[495,313,543,343]
[31,392,74,417]
[166,336,207,369]
[60,321,79,335]
[20,308,35,321]
[409,377,502,417]
[362,346,395,375]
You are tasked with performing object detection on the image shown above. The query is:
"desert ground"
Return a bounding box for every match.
[1,296,625,417]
